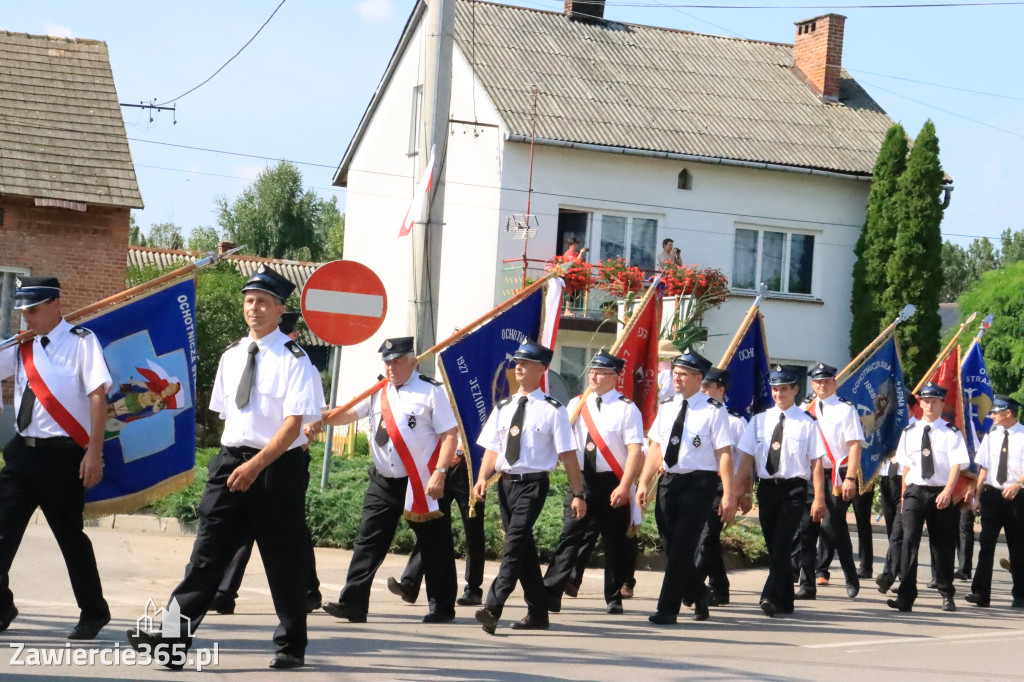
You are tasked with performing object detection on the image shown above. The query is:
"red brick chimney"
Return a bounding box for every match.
[565,0,605,20]
[793,14,846,101]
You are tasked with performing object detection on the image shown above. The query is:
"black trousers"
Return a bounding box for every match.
[214,450,320,606]
[896,484,958,605]
[0,435,108,619]
[814,468,859,586]
[879,473,904,580]
[971,486,1024,600]
[654,471,717,615]
[568,525,638,591]
[401,456,485,598]
[172,446,308,656]
[794,481,820,587]
[696,477,729,597]
[339,467,456,617]
[544,471,631,605]
[957,506,976,575]
[486,475,549,619]
[852,487,874,573]
[758,478,808,610]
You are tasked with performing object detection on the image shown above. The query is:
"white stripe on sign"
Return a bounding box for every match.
[306,289,384,318]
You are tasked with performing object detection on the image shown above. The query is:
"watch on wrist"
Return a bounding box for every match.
[572,491,587,501]
[436,466,448,475]
[845,477,857,482]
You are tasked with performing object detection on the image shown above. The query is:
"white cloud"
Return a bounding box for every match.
[42,22,74,39]
[354,0,393,23]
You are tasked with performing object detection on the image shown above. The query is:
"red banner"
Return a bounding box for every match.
[616,296,661,431]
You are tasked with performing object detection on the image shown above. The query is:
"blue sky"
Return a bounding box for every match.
[6,0,1021,248]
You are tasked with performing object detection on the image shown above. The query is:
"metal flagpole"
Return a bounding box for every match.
[835,304,917,386]
[321,345,342,489]
[716,283,767,368]
[912,311,978,394]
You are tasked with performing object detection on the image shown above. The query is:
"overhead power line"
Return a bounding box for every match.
[596,1,1024,8]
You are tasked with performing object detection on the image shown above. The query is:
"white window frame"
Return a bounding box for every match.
[572,209,661,272]
[0,265,30,338]
[731,224,817,296]
[407,84,424,157]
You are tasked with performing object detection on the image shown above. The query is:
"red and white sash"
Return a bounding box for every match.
[579,398,642,534]
[806,401,842,492]
[379,384,442,522]
[20,340,90,447]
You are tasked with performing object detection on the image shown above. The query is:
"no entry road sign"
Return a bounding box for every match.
[301,260,388,346]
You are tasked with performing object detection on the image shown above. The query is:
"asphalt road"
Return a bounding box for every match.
[0,522,1021,680]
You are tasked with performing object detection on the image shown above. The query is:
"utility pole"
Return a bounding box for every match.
[409,0,455,373]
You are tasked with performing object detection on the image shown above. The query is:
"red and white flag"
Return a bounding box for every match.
[540,276,564,392]
[616,294,661,431]
[398,145,436,239]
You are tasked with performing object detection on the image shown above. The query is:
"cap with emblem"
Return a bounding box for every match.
[918,381,947,400]
[589,351,624,373]
[14,276,61,310]
[241,265,295,303]
[512,340,554,366]
[703,368,730,386]
[379,336,415,361]
[768,364,799,386]
[658,339,681,360]
[671,348,712,375]
[992,394,1021,414]
[808,362,838,380]
[279,311,301,336]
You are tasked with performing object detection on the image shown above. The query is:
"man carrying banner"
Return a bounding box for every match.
[800,362,864,599]
[736,365,827,617]
[877,394,917,594]
[966,395,1024,608]
[127,266,324,669]
[0,276,112,639]
[319,337,459,624]
[473,341,586,634]
[887,381,969,613]
[544,351,644,615]
[638,349,736,624]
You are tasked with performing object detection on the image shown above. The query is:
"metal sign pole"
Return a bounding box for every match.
[321,345,341,489]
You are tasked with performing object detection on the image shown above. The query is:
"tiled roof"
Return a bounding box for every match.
[453,2,895,176]
[127,247,328,347]
[0,31,143,208]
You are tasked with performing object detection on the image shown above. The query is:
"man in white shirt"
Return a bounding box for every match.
[887,381,969,613]
[967,394,1024,608]
[876,393,918,594]
[736,365,827,617]
[0,276,112,639]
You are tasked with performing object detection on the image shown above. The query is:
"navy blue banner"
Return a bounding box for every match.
[84,280,198,516]
[837,336,909,484]
[724,314,771,419]
[960,340,993,463]
[437,290,543,481]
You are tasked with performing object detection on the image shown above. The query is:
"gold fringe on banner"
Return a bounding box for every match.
[83,469,196,520]
[403,509,444,523]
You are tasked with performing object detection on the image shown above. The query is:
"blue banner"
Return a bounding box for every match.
[84,280,198,516]
[436,289,543,481]
[836,336,909,484]
[724,314,771,419]
[960,340,993,462]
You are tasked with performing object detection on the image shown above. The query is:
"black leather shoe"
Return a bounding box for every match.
[942,595,957,612]
[953,570,970,581]
[422,611,455,624]
[693,590,710,621]
[1012,597,1024,609]
[857,568,872,579]
[648,611,677,625]
[965,593,989,607]
[306,593,323,613]
[708,591,729,607]
[886,599,912,612]
[606,602,623,614]
[759,600,776,618]
[269,652,304,669]
[125,630,185,670]
[213,600,235,615]
[564,581,580,598]
[794,587,816,600]
[875,573,895,594]
[68,614,110,640]
[547,587,562,613]
[456,589,482,607]
[927,579,938,589]
[387,577,417,604]
[322,601,367,623]
[0,605,18,633]
[846,582,860,599]
[475,608,498,635]
[511,614,549,630]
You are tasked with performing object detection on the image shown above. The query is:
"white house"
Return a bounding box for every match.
[333,0,896,400]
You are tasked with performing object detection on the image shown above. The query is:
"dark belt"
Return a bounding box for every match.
[18,435,77,448]
[224,445,261,461]
[501,472,548,483]
[662,470,717,481]
[758,476,805,486]
[909,484,944,493]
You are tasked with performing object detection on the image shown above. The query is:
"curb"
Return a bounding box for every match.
[31,509,197,535]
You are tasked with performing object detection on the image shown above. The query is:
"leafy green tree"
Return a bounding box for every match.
[967,237,1001,277]
[1000,228,1024,265]
[188,226,221,253]
[323,205,345,261]
[884,120,945,383]
[958,262,1024,404]
[194,262,247,444]
[128,212,147,247]
[148,222,185,250]
[849,124,907,355]
[216,161,340,261]
[940,241,970,303]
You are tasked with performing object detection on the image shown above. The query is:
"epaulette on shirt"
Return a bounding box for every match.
[904,423,916,432]
[803,410,817,421]
[284,340,307,359]
[619,396,633,404]
[707,397,723,408]
[838,397,853,405]
[69,326,92,337]
[661,397,675,404]
[496,396,513,408]
[225,339,241,351]
[545,395,562,408]
[728,409,743,419]
[947,422,960,432]
[419,374,442,386]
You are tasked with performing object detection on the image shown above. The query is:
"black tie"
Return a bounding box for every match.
[663,398,688,468]
[16,336,49,433]
[235,342,259,409]
[921,425,934,479]
[375,415,390,447]
[766,412,785,476]
[584,396,602,474]
[996,429,1010,485]
[505,396,529,465]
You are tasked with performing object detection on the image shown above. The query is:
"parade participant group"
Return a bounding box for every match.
[1,272,1023,671]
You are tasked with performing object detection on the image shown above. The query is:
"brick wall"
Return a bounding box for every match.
[793,14,846,101]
